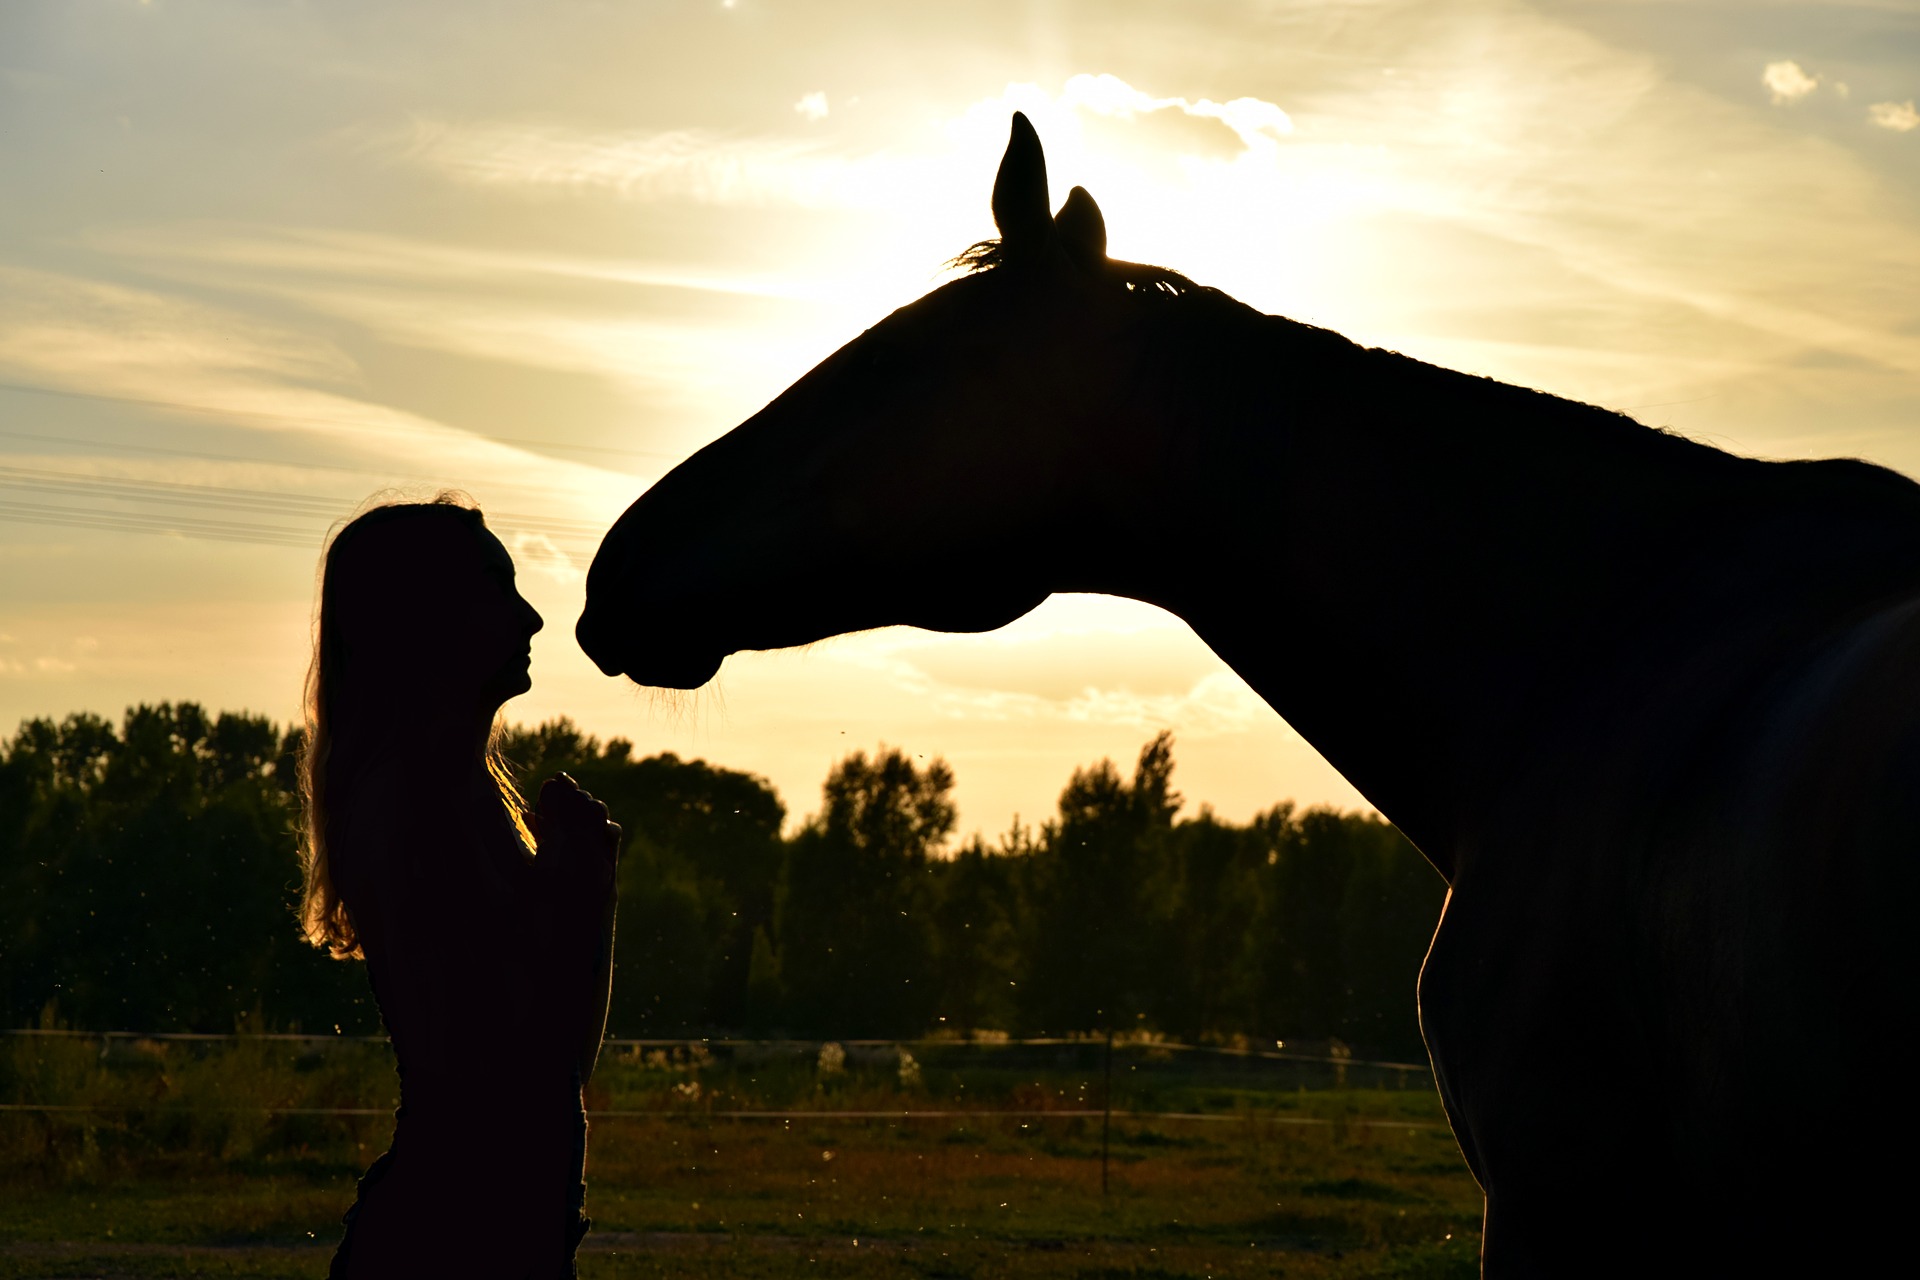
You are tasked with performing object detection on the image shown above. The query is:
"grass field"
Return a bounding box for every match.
[1,1036,1484,1278]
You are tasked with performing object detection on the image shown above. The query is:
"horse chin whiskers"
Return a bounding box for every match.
[629,678,726,732]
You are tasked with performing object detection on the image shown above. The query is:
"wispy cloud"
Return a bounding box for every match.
[348,116,897,209]
[0,265,357,398]
[334,39,1920,464]
[351,72,1295,214]
[0,264,636,511]
[92,225,817,301]
[82,224,838,451]
[1058,11,1920,433]
[8,0,1917,829]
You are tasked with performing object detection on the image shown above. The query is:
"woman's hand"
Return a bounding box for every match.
[534,772,620,914]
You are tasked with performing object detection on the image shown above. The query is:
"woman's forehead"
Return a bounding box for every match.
[474,525,514,573]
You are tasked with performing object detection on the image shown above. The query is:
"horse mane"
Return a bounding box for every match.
[950,238,1209,302]
[950,237,1920,520]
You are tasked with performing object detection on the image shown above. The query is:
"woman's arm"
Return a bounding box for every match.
[577,889,616,1085]
[535,774,621,1085]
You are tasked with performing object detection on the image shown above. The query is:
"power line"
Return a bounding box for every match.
[0,425,626,506]
[0,464,611,543]
[0,499,605,556]
[0,466,368,519]
[0,498,322,549]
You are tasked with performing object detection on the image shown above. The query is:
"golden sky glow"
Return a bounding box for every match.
[2,1,1917,834]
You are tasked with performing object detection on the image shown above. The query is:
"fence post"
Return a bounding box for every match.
[1101,1028,1114,1197]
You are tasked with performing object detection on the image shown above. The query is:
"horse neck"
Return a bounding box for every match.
[1092,305,1920,873]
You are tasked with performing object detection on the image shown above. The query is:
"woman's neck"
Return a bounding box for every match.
[400,702,500,777]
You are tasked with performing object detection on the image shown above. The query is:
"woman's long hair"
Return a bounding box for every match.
[297,493,531,960]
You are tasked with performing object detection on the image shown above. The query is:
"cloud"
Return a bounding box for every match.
[507,530,582,583]
[331,41,1920,466]
[94,224,815,302]
[896,624,1221,703]
[1762,60,1819,105]
[0,265,356,397]
[877,652,1273,739]
[1868,100,1919,132]
[0,264,639,529]
[354,73,1295,215]
[348,116,897,209]
[814,595,1280,740]
[1058,73,1292,153]
[86,224,835,450]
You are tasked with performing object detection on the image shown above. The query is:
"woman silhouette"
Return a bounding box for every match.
[297,496,618,1278]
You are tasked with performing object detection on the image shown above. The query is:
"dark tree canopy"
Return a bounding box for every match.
[3,710,1442,1057]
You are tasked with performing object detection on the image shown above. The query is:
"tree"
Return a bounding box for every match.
[1022,732,1179,1034]
[1256,806,1354,1042]
[742,925,784,1034]
[1150,807,1263,1041]
[1251,805,1444,1057]
[498,720,785,1033]
[927,833,1025,1034]
[1336,815,1445,1059]
[3,707,1441,1055]
[777,747,952,1036]
[0,705,371,1033]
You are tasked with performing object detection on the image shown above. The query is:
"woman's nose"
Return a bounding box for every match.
[523,598,545,636]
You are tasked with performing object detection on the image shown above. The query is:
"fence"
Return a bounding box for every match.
[0,1027,1435,1121]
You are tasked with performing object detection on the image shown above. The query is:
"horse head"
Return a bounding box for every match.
[578,113,1220,688]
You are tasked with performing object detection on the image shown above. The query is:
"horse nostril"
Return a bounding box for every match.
[577,604,633,677]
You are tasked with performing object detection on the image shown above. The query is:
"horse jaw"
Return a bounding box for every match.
[900,584,1052,637]
[578,575,1051,690]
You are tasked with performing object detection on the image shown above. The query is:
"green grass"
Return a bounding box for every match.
[1,1036,1483,1278]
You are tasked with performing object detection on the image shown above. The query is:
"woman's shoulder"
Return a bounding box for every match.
[341,756,540,913]
[333,756,468,895]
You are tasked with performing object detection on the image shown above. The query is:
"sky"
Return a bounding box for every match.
[2,0,1917,838]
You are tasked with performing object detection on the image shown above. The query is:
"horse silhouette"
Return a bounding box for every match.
[578,114,1920,1272]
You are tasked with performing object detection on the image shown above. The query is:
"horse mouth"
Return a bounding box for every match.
[621,647,726,690]
[576,609,726,688]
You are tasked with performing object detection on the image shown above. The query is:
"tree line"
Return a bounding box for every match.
[0,705,1445,1059]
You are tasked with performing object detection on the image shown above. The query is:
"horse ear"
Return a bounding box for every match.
[992,112,1051,249]
[1055,186,1107,265]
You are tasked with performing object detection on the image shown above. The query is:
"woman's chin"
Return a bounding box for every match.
[486,669,535,707]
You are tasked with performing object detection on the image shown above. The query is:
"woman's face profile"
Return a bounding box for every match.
[330,508,545,721]
[457,526,544,711]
